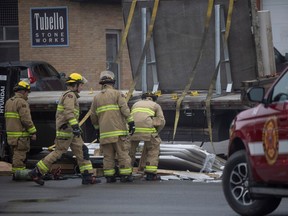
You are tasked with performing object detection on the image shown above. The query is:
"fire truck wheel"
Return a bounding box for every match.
[222,150,281,216]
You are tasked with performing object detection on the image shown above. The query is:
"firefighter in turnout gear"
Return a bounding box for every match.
[90,70,135,183]
[29,73,100,185]
[130,92,166,181]
[5,81,37,180]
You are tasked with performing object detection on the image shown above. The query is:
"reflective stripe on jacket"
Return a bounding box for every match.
[5,93,36,140]
[130,98,165,141]
[90,85,133,144]
[55,90,80,138]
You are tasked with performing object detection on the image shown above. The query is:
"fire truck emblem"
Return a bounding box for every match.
[262,117,279,165]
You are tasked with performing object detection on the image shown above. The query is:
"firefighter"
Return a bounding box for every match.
[90,70,135,183]
[29,73,100,185]
[130,92,166,181]
[4,81,37,180]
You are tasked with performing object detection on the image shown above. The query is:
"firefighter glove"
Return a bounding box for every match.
[128,121,135,135]
[71,124,82,137]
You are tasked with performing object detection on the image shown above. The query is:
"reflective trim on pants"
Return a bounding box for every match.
[104,169,115,177]
[119,167,132,175]
[37,160,49,174]
[79,163,93,173]
[12,166,26,173]
[145,165,157,174]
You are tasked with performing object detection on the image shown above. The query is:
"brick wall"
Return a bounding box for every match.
[18,0,132,90]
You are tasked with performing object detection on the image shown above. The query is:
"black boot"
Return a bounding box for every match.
[28,167,45,186]
[82,171,101,185]
[106,176,116,183]
[145,173,161,181]
[120,175,133,183]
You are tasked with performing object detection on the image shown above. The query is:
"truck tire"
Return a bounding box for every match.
[222,150,281,216]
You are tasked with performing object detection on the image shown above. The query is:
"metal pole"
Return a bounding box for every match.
[258,10,276,76]
[141,8,147,92]
[215,5,221,95]
[220,6,233,92]
[146,9,159,92]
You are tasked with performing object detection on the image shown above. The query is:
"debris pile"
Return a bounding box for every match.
[158,144,226,173]
[0,143,226,182]
[87,142,226,181]
[157,169,222,182]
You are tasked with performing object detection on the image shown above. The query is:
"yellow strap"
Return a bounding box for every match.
[205,0,234,153]
[79,109,91,126]
[75,0,138,144]
[48,1,139,151]
[76,1,139,145]
[205,60,221,153]
[225,0,234,41]
[125,0,160,102]
[126,1,159,171]
[173,0,215,140]
[115,0,138,64]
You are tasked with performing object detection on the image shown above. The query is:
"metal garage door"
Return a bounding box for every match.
[262,0,288,55]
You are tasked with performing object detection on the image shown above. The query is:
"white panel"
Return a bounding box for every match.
[263,0,288,6]
[262,0,288,54]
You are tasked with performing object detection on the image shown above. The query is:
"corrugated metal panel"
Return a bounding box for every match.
[122,0,257,92]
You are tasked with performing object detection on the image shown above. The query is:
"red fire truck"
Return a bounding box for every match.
[222,68,288,215]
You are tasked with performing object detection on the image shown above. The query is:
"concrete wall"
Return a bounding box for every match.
[18,0,132,90]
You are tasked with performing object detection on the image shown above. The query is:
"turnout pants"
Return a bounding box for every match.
[130,134,161,173]
[102,136,132,176]
[10,137,30,173]
[37,136,93,174]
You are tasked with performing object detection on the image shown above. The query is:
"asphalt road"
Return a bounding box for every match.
[0,175,287,216]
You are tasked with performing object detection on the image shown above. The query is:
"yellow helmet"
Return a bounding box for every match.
[66,73,87,84]
[13,80,31,92]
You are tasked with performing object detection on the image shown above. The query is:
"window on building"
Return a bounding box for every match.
[0,0,19,62]
[106,29,120,89]
[0,26,19,41]
[0,28,3,40]
[0,0,18,41]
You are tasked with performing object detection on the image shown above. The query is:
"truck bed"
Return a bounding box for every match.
[28,90,246,112]
[28,90,247,142]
